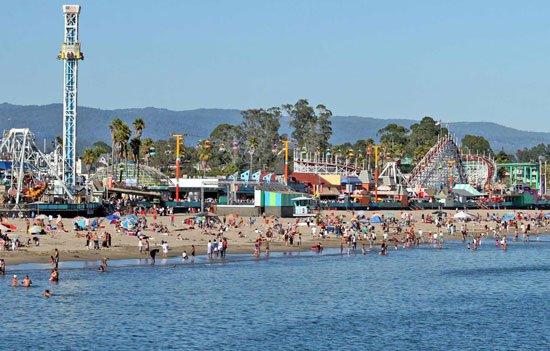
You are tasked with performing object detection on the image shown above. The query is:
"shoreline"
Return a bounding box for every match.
[3,233,549,267]
[1,209,548,266]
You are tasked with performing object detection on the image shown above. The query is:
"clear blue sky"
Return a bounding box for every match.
[1,0,549,131]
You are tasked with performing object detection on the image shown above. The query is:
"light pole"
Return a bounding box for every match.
[173,134,183,202]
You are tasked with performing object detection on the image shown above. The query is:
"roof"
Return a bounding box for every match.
[452,184,485,197]
[290,172,328,186]
[319,174,341,186]
[341,176,362,185]
[291,196,313,201]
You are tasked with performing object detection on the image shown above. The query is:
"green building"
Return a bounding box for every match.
[497,163,540,190]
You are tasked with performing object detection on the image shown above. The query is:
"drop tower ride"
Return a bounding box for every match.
[58,4,83,189]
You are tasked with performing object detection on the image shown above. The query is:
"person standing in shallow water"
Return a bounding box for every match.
[191,245,196,263]
[53,248,60,267]
[149,248,159,265]
[0,259,5,275]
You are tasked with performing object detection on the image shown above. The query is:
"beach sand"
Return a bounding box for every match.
[1,209,548,265]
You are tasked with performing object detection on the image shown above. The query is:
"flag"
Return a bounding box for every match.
[263,173,273,183]
[228,172,238,181]
[251,170,261,182]
[240,170,250,182]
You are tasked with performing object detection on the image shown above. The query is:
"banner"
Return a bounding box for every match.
[251,170,261,182]
[263,173,273,183]
[240,170,250,182]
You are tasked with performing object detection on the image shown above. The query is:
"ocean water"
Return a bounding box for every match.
[1,238,549,351]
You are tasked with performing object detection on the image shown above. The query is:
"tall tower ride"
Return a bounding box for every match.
[58,4,83,188]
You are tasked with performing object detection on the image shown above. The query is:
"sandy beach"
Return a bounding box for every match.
[0,209,548,265]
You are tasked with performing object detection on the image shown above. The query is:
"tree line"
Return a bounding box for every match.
[80,101,549,179]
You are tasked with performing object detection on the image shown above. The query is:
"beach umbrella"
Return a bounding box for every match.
[370,215,383,224]
[74,218,87,230]
[105,214,120,222]
[35,214,48,220]
[501,213,516,222]
[545,213,550,219]
[120,214,138,230]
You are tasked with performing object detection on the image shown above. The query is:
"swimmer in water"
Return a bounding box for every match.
[49,269,59,282]
[99,258,108,272]
[22,275,32,287]
[11,275,19,287]
[181,251,188,262]
[42,289,52,298]
[379,241,388,256]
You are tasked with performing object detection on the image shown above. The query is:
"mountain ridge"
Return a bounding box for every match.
[0,102,548,154]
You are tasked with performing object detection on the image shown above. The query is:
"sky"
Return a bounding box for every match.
[1,0,549,131]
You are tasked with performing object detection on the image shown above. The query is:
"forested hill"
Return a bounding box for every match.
[1,102,548,153]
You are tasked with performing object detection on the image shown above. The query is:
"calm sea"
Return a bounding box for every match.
[1,237,549,351]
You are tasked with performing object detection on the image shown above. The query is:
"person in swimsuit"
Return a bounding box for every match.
[22,275,32,287]
[191,245,196,263]
[49,269,59,282]
[42,289,52,298]
[99,258,108,272]
[11,275,18,287]
[0,259,5,275]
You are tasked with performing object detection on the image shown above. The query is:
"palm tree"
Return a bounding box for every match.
[113,122,132,159]
[132,117,145,185]
[133,117,145,139]
[109,118,124,165]
[141,137,154,166]
[82,148,98,196]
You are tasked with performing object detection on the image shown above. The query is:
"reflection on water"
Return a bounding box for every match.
[1,237,549,351]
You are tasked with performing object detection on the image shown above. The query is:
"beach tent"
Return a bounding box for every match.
[501,213,516,222]
[370,214,383,224]
[35,214,48,220]
[454,211,474,221]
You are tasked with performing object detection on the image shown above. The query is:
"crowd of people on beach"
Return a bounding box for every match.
[1,208,549,299]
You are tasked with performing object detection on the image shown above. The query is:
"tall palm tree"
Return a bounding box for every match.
[132,117,145,185]
[82,148,98,196]
[141,137,154,166]
[133,117,145,139]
